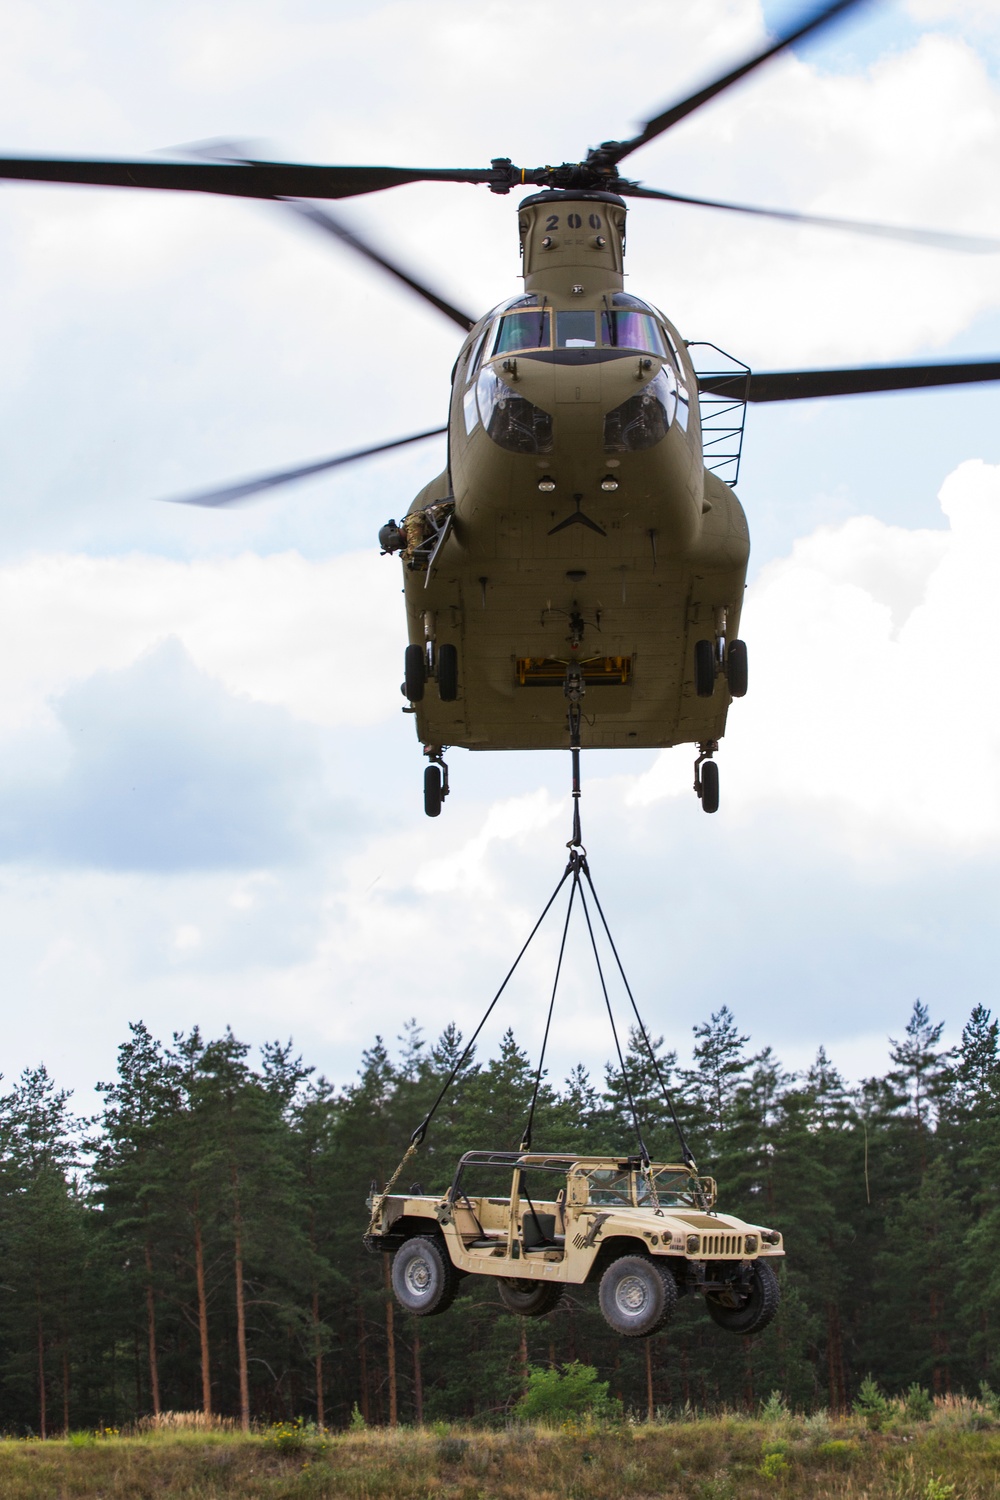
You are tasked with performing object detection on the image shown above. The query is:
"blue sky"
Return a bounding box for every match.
[1,0,999,1115]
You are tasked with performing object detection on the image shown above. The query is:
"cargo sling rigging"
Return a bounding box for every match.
[370,755,697,1224]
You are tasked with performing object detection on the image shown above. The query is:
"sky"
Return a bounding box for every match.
[1,0,999,1123]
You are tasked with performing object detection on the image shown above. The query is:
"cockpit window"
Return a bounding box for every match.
[463,324,492,385]
[556,310,597,348]
[493,310,552,355]
[601,307,668,358]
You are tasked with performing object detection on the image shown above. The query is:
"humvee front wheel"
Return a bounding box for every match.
[705,1260,780,1336]
[598,1255,677,1338]
[497,1278,564,1318]
[391,1236,460,1317]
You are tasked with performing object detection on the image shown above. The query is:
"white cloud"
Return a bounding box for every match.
[0,549,401,733]
[633,457,1000,849]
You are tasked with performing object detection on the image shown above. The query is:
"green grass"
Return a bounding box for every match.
[0,1403,997,1498]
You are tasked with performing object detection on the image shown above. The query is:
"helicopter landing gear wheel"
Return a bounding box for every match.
[694,639,716,697]
[437,643,458,702]
[727,639,748,698]
[694,741,719,814]
[423,748,450,818]
[424,765,442,817]
[404,644,426,703]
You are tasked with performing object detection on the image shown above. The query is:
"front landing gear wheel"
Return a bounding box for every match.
[497,1279,565,1318]
[424,765,443,817]
[404,644,426,702]
[700,760,719,814]
[391,1236,461,1317]
[706,1261,780,1336]
[694,638,716,697]
[598,1255,677,1338]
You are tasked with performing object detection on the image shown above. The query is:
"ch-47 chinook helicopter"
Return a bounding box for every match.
[3,0,1000,818]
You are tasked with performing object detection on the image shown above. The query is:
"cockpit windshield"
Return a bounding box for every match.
[493,310,552,355]
[488,295,672,361]
[601,294,669,358]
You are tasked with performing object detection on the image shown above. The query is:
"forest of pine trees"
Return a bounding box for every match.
[1,997,998,1434]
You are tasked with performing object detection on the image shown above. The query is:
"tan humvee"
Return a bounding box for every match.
[366,1150,784,1338]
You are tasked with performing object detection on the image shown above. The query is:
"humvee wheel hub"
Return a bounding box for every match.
[615,1274,650,1314]
[405,1255,432,1295]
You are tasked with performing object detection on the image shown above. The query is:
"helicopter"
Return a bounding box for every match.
[3,0,1000,820]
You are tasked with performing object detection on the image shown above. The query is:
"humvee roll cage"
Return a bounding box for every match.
[449,1149,646,1198]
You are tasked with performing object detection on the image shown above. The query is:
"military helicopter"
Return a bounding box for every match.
[3,0,999,819]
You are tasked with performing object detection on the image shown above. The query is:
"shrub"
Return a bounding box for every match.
[349,1403,366,1432]
[815,1439,857,1467]
[904,1384,933,1421]
[852,1374,890,1431]
[264,1418,326,1456]
[759,1449,789,1480]
[515,1362,621,1424]
[979,1381,1000,1419]
[925,1479,956,1500]
[759,1390,790,1422]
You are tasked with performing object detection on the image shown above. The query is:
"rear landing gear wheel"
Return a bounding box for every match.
[727,639,748,698]
[497,1279,565,1318]
[424,764,443,817]
[700,760,719,814]
[404,644,426,702]
[695,638,716,697]
[437,643,458,701]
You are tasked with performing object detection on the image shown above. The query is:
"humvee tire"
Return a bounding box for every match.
[598,1254,677,1338]
[497,1278,565,1318]
[706,1260,780,1336]
[391,1236,461,1316]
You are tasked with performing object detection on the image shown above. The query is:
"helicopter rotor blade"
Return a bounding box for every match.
[178,141,476,332]
[261,201,477,332]
[621,184,1000,254]
[699,359,1000,403]
[0,157,495,200]
[603,0,869,166]
[161,426,447,508]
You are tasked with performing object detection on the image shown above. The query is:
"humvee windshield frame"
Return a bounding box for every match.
[448,1150,716,1211]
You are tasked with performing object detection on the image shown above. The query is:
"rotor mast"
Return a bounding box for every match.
[518,190,627,297]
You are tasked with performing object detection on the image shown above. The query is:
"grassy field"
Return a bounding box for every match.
[0,1402,997,1499]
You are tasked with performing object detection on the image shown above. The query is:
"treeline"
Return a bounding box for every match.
[0,998,998,1433]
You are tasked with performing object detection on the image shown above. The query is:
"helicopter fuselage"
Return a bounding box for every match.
[390,191,750,758]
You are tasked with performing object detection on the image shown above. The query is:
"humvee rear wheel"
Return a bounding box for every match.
[497,1278,565,1318]
[391,1236,460,1317]
[598,1255,677,1338]
[705,1260,780,1336]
